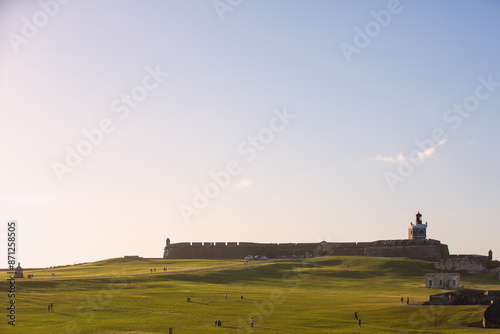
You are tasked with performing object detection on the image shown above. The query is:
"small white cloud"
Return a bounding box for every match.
[372,140,447,165]
[373,153,407,164]
[235,179,252,188]
[465,139,473,147]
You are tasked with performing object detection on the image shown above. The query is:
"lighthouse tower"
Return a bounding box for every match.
[408,211,427,240]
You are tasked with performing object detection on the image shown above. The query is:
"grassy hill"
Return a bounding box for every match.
[1,256,499,333]
[1,258,244,280]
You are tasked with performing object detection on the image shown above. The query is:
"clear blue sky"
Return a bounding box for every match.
[1,0,499,268]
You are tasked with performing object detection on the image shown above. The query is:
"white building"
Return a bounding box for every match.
[425,273,460,289]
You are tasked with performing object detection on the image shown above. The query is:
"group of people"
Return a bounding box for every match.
[212,294,251,328]
[212,318,253,328]
[352,296,412,328]
[354,311,361,327]
[47,303,53,312]
[149,268,168,273]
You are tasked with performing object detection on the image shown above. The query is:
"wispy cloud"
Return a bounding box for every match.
[373,140,447,164]
[373,153,407,164]
[235,179,252,188]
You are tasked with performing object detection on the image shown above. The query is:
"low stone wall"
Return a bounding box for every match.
[434,257,487,274]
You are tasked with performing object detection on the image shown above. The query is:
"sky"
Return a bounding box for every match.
[1,0,499,268]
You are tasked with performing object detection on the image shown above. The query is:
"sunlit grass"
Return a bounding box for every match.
[1,258,245,279]
[1,256,498,333]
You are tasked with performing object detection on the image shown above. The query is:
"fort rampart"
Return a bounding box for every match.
[163,238,449,261]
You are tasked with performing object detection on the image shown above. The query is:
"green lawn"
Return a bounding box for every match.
[1,256,499,333]
[1,258,245,280]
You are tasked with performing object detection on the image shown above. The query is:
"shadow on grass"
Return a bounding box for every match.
[378,260,428,277]
[150,262,303,285]
[315,270,385,280]
[316,259,343,267]
[466,320,484,327]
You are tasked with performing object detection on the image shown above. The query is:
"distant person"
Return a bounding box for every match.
[407,297,409,304]
[150,269,152,273]
[354,311,359,319]
[358,318,361,327]
[250,318,254,327]
[225,293,227,299]
[52,273,55,278]
[50,303,53,312]
[400,297,403,304]
[241,296,244,299]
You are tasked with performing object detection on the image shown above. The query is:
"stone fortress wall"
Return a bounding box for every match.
[163,238,450,261]
[163,213,495,263]
[433,255,489,274]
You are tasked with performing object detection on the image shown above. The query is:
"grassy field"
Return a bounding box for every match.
[1,256,499,333]
[1,258,245,279]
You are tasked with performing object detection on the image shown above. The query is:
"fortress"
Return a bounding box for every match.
[164,212,450,261]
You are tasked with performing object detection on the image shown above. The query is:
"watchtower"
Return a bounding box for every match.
[408,211,427,240]
[14,262,24,279]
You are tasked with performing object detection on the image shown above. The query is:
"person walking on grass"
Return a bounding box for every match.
[250,318,254,327]
[354,311,359,319]
[358,318,361,327]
